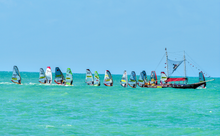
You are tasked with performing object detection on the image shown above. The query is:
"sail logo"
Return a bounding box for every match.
[173,64,179,70]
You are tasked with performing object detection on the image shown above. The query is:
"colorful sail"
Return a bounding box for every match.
[142,70,147,82]
[160,72,167,84]
[85,69,94,86]
[54,67,65,85]
[120,70,128,87]
[103,70,113,86]
[66,68,73,85]
[168,59,183,76]
[137,71,145,87]
[150,71,157,85]
[11,65,21,84]
[45,66,52,84]
[94,71,100,86]
[39,68,47,84]
[199,71,206,88]
[128,71,137,88]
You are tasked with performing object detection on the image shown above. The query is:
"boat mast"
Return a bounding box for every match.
[165,48,169,77]
[126,71,128,87]
[184,51,186,78]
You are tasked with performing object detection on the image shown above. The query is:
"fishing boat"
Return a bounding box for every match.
[65,68,73,86]
[54,67,66,85]
[85,69,94,86]
[145,48,214,89]
[137,70,147,87]
[11,65,21,84]
[94,71,100,86]
[128,71,137,88]
[120,70,128,87]
[45,66,52,84]
[103,70,113,86]
[39,68,47,84]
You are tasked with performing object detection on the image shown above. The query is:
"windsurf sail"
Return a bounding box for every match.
[160,72,167,84]
[137,71,145,87]
[150,71,157,85]
[66,68,73,85]
[39,68,47,84]
[54,67,65,85]
[128,71,137,88]
[120,70,128,87]
[142,70,147,82]
[11,65,21,84]
[94,71,100,86]
[199,71,206,88]
[45,66,52,84]
[85,69,94,86]
[103,70,113,86]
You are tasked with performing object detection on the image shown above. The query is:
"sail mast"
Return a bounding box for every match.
[184,51,186,78]
[165,48,169,77]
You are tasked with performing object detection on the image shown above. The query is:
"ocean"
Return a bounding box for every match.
[0,71,219,135]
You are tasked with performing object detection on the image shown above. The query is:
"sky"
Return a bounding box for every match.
[0,0,219,77]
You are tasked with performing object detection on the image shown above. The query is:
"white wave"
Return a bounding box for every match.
[0,82,13,85]
[45,125,55,128]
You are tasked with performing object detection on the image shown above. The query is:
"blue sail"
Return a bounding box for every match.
[128,71,137,88]
[54,67,65,84]
[199,71,206,88]
[168,59,183,76]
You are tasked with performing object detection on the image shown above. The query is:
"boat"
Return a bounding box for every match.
[137,70,147,87]
[11,65,21,84]
[103,70,113,86]
[94,71,100,86]
[145,48,214,89]
[120,70,128,87]
[45,66,52,84]
[128,71,137,88]
[39,68,47,84]
[54,67,66,85]
[85,69,94,86]
[65,68,73,86]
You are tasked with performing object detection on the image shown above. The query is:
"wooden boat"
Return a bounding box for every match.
[144,48,214,89]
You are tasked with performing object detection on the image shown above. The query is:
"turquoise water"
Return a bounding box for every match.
[0,71,220,135]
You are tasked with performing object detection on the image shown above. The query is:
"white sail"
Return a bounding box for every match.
[39,68,47,84]
[94,71,100,86]
[160,72,167,84]
[128,71,137,88]
[120,70,127,87]
[45,66,52,84]
[11,65,21,84]
[103,70,113,86]
[85,69,94,85]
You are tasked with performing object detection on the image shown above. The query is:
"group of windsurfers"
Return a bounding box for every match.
[10,65,209,89]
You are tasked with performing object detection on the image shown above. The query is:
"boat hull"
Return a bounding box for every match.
[171,82,206,89]
[143,81,206,89]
